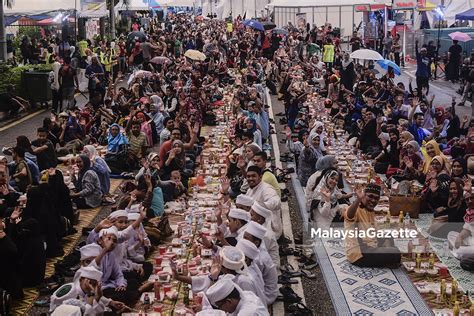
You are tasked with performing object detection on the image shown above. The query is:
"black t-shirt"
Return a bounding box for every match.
[449,44,462,62]
[31,139,57,171]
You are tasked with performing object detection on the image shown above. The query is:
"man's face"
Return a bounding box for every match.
[362,192,380,211]
[132,124,141,135]
[252,156,266,170]
[171,130,181,140]
[415,115,424,127]
[246,171,261,188]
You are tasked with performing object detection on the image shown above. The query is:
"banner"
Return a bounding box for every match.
[392,0,417,10]
[296,12,306,29]
[79,0,107,18]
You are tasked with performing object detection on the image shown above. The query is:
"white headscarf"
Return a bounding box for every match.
[313,169,341,205]
[69,46,75,58]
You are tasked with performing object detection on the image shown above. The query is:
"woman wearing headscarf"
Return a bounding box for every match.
[83,145,111,204]
[374,128,400,176]
[162,140,186,180]
[244,117,262,149]
[308,169,347,229]
[23,183,63,258]
[305,156,337,210]
[70,155,102,209]
[298,133,324,186]
[421,156,451,214]
[105,123,130,174]
[339,52,355,91]
[396,140,423,182]
[135,111,153,147]
[429,177,467,238]
[451,158,467,178]
[422,140,449,174]
[309,121,326,152]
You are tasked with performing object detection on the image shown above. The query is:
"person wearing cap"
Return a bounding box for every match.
[50,266,126,314]
[235,239,266,305]
[242,221,279,304]
[87,209,152,287]
[172,246,259,300]
[205,278,269,316]
[344,184,401,267]
[250,201,279,251]
[235,194,254,211]
[126,212,151,263]
[217,208,250,244]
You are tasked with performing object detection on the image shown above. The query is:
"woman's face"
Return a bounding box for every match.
[110,126,119,137]
[173,143,182,154]
[430,159,442,173]
[150,156,160,169]
[76,158,84,170]
[389,132,398,143]
[426,144,437,158]
[312,136,320,147]
[406,144,415,155]
[316,126,323,134]
[245,119,253,130]
[245,147,255,159]
[452,161,464,176]
[449,182,459,199]
[327,174,339,189]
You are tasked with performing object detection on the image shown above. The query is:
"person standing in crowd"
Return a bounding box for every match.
[446,39,462,83]
[392,33,401,66]
[415,40,430,96]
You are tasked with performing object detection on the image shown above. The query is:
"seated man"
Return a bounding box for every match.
[344,183,401,268]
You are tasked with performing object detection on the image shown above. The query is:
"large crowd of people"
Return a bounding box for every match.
[0,9,473,316]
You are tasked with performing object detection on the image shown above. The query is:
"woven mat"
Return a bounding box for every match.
[11,179,123,316]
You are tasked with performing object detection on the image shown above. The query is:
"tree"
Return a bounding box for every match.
[0,0,13,62]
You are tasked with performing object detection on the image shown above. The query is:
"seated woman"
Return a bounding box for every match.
[448,192,474,261]
[104,123,130,174]
[161,140,187,182]
[373,129,400,176]
[5,206,46,284]
[429,178,467,238]
[83,145,112,204]
[421,156,451,214]
[309,169,348,229]
[298,133,324,186]
[422,140,449,175]
[70,155,103,209]
[394,140,423,182]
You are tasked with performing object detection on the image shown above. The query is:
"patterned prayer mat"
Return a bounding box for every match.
[11,179,123,316]
[314,237,433,315]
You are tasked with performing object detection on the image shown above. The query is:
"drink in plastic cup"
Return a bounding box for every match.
[159,246,166,255]
[163,284,172,294]
[155,256,163,265]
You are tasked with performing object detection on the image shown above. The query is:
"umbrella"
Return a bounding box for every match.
[350,49,383,61]
[262,21,276,30]
[184,49,207,61]
[242,19,265,32]
[272,28,289,36]
[376,59,401,76]
[150,56,172,65]
[449,31,472,42]
[127,31,146,43]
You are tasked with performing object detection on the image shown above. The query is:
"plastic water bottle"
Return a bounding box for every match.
[404,212,411,225]
[443,240,450,258]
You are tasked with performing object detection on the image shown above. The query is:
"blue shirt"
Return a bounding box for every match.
[409,122,429,145]
[416,52,430,78]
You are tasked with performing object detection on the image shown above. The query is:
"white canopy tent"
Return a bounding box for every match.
[115,0,196,11]
[200,0,271,20]
[5,0,107,18]
[268,0,389,37]
[413,0,471,30]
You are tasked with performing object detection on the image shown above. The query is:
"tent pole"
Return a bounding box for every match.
[339,6,341,30]
[352,5,354,33]
[312,6,314,26]
[326,7,328,23]
[255,0,256,18]
[0,0,6,62]
[384,5,387,38]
